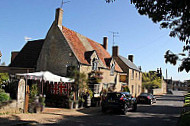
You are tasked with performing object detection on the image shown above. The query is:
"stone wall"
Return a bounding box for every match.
[0,100,20,114]
[128,69,142,97]
[80,65,122,93]
[37,23,78,76]
[113,56,142,97]
[153,79,167,95]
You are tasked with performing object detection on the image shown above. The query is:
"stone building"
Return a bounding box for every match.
[10,8,126,97]
[112,46,142,97]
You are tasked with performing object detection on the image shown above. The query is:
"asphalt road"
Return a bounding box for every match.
[45,92,185,126]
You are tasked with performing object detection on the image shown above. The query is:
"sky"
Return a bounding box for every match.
[0,0,189,81]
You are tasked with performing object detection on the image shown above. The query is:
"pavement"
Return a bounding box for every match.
[0,91,185,126]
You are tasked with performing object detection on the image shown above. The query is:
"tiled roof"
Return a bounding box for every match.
[62,26,122,72]
[9,39,44,68]
[118,55,140,71]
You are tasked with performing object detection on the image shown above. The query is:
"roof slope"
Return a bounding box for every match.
[9,39,44,68]
[118,55,140,71]
[62,26,122,72]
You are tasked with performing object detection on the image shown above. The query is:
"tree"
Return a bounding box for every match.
[106,0,190,72]
[71,70,88,100]
[142,71,161,92]
[0,73,9,85]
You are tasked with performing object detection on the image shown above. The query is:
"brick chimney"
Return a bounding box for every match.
[128,55,134,62]
[112,46,119,57]
[11,51,19,62]
[55,8,63,30]
[102,37,108,50]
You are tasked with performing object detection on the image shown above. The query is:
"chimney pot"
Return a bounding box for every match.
[103,37,108,50]
[55,8,63,29]
[11,51,19,62]
[128,55,134,62]
[112,46,119,57]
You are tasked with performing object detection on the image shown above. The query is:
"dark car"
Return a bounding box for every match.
[101,92,137,115]
[137,93,156,105]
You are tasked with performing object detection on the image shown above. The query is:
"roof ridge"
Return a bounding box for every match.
[118,55,140,71]
[62,26,103,46]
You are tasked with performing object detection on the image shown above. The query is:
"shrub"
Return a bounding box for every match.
[0,92,10,102]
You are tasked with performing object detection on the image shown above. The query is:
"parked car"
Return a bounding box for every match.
[137,93,156,105]
[101,92,137,115]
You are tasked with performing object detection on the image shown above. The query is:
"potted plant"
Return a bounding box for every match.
[80,97,85,108]
[74,100,79,109]
[68,92,74,109]
[39,94,46,112]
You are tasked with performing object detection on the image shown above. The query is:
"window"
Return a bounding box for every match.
[92,58,98,71]
[132,70,134,79]
[131,85,134,94]
[94,84,100,94]
[110,63,115,76]
[139,72,140,80]
[138,85,140,93]
[103,83,108,89]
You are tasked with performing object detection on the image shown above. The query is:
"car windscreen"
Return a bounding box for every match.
[107,93,122,99]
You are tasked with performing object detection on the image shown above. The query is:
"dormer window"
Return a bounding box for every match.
[92,58,98,71]
[110,62,115,76]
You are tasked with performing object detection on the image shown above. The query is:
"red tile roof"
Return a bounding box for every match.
[62,26,122,72]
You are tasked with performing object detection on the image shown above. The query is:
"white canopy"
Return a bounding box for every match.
[16,71,74,83]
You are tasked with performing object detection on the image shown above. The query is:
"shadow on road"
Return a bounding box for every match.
[0,115,38,126]
[41,103,182,126]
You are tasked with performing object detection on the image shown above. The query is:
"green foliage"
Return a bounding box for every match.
[0,91,10,102]
[0,73,9,85]
[39,95,46,106]
[122,86,130,92]
[4,81,18,99]
[30,84,38,98]
[131,0,190,72]
[184,93,190,107]
[86,89,93,99]
[69,91,74,102]
[142,72,161,90]
[88,71,103,84]
[106,0,190,72]
[71,70,89,95]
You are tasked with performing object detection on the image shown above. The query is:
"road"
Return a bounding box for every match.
[0,92,184,126]
[43,92,184,126]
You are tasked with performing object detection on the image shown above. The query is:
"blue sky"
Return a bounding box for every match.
[0,0,189,81]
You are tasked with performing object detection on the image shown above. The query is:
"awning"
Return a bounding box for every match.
[16,71,74,83]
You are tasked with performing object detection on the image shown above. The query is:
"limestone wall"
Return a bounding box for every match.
[80,65,122,93]
[0,100,20,114]
[37,23,78,76]
[128,69,142,97]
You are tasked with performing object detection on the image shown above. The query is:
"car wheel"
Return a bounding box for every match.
[132,103,137,112]
[122,104,128,115]
[102,106,107,113]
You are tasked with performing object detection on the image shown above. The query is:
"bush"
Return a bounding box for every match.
[0,92,10,102]
[4,81,18,99]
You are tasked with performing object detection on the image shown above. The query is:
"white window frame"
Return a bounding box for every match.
[110,62,115,76]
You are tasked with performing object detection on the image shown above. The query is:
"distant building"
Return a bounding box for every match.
[165,79,188,91]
